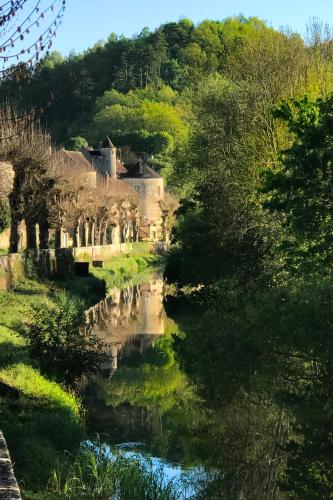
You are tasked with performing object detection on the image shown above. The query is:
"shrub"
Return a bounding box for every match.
[66,136,88,151]
[23,294,105,385]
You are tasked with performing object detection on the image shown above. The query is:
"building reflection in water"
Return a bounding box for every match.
[85,273,165,374]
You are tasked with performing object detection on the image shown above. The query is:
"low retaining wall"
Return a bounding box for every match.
[72,241,153,260]
[0,241,167,290]
[0,253,25,291]
[0,249,75,290]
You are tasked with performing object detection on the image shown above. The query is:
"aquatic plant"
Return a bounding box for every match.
[43,441,187,499]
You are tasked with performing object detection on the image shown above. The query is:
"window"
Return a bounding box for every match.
[134,184,141,192]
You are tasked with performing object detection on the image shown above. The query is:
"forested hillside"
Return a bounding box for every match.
[3,16,332,155]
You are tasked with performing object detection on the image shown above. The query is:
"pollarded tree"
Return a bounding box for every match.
[0,124,56,252]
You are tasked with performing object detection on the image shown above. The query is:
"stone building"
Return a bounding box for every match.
[0,136,166,253]
[73,136,165,242]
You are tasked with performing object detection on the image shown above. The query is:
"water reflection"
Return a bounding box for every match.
[86,272,165,373]
[85,272,200,491]
[84,274,333,498]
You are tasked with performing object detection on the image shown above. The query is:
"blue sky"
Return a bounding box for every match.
[55,0,332,56]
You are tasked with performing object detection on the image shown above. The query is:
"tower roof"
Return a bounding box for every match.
[101,136,115,149]
[123,160,161,179]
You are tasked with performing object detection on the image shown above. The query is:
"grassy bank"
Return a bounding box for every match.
[89,253,162,290]
[0,251,161,492]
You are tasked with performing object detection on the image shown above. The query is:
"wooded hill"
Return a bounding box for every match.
[2,16,332,153]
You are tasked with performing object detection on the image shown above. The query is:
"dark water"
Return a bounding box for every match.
[82,272,333,499]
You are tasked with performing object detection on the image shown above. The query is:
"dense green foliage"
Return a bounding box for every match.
[4,16,331,154]
[3,13,333,499]
[264,93,333,274]
[167,76,274,284]
[23,294,105,384]
[162,19,333,285]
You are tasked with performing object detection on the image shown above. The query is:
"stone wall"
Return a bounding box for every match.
[0,249,75,290]
[0,253,25,290]
[0,241,163,291]
[73,241,153,261]
[0,431,21,499]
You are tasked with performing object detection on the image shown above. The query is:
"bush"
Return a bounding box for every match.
[23,294,105,385]
[66,136,88,151]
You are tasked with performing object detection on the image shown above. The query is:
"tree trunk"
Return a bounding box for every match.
[90,222,95,246]
[84,221,89,247]
[9,218,21,253]
[101,228,107,246]
[39,221,49,249]
[26,219,37,249]
[73,223,81,248]
[55,227,62,248]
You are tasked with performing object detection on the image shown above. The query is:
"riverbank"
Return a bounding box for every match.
[0,251,162,492]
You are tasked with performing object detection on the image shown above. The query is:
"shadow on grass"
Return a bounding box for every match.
[11,288,45,296]
[0,395,84,492]
[0,341,28,369]
[53,274,107,308]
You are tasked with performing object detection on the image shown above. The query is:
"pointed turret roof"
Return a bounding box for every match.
[101,136,115,148]
[123,159,161,179]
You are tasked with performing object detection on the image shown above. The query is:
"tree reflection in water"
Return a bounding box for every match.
[85,275,333,499]
[171,279,333,499]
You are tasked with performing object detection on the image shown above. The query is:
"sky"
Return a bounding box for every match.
[54,0,332,56]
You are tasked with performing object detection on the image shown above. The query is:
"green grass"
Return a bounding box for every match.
[0,248,8,256]
[89,253,163,291]
[0,364,80,415]
[0,278,84,489]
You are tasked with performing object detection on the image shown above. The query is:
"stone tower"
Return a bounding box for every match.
[100,136,117,178]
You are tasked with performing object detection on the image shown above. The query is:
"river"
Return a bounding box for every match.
[80,270,333,499]
[83,271,200,497]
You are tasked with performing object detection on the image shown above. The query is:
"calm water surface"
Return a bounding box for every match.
[82,271,332,499]
[84,271,200,494]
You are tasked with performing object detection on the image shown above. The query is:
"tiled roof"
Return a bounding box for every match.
[62,150,95,172]
[123,160,161,179]
[117,160,127,175]
[108,178,139,200]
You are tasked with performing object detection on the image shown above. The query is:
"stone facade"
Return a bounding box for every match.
[78,137,165,242]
